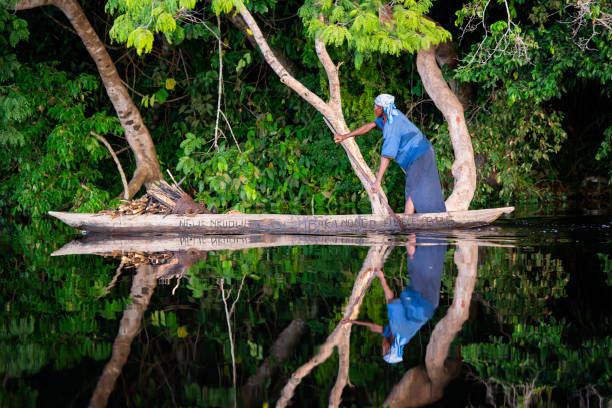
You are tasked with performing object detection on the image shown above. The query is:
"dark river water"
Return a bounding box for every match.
[2,216,611,407]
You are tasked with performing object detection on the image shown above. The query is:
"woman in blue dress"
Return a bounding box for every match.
[334,94,446,214]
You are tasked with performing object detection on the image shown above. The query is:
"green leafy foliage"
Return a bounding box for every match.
[0,63,122,219]
[299,0,451,67]
[106,0,185,54]
[2,0,611,405]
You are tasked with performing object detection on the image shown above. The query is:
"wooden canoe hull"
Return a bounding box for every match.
[49,207,514,235]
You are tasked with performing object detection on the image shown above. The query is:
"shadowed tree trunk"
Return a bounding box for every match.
[13,0,163,198]
[240,318,307,408]
[433,40,474,110]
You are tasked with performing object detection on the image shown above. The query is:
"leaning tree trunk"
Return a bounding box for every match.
[240,318,307,408]
[236,5,394,216]
[14,0,163,198]
[417,45,476,211]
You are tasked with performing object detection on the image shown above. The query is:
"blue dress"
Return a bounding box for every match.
[375,114,446,213]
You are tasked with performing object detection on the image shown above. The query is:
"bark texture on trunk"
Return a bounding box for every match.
[383,242,477,407]
[15,0,163,197]
[236,5,393,216]
[417,45,476,211]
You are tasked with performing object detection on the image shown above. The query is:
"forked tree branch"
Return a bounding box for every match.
[314,36,342,114]
[233,3,393,216]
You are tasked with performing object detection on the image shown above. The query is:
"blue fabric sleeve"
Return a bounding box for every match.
[382,325,391,338]
[381,133,400,159]
[375,117,384,130]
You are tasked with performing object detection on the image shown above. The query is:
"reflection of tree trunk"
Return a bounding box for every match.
[383,242,478,407]
[15,0,163,197]
[276,245,391,408]
[417,46,476,211]
[241,319,306,408]
[89,265,158,408]
[88,250,204,408]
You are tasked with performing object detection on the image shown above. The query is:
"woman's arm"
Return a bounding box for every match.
[341,319,384,333]
[375,269,395,303]
[334,122,377,143]
[372,156,391,194]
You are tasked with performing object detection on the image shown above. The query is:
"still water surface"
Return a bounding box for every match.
[2,216,611,407]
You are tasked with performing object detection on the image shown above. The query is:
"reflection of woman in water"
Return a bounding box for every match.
[343,238,447,364]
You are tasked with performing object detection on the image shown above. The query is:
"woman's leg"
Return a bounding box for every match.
[404,197,415,214]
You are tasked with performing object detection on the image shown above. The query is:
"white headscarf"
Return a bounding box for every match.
[374,93,400,124]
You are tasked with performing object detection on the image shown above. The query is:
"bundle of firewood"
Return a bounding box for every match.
[147,180,214,215]
[97,179,215,218]
[96,195,168,218]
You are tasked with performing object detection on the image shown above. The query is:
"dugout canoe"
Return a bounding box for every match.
[49,206,514,235]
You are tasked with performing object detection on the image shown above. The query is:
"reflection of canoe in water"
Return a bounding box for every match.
[49,207,514,235]
[51,232,513,256]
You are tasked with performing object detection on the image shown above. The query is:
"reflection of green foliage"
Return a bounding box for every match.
[476,248,567,323]
[2,231,610,406]
[0,380,37,408]
[463,322,612,398]
[0,219,120,404]
[599,253,612,286]
[180,245,374,397]
[184,382,235,408]
[462,246,611,401]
